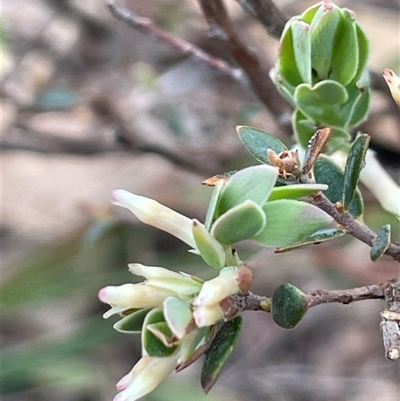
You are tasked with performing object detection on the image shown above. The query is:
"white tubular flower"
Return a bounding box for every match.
[193,304,224,327]
[383,69,400,108]
[330,149,400,217]
[113,354,178,401]
[99,264,202,316]
[98,284,176,310]
[128,263,202,296]
[112,189,197,249]
[360,150,400,217]
[193,266,239,307]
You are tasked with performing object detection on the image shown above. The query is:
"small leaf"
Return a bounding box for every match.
[254,199,332,248]
[342,134,370,211]
[272,283,308,329]
[113,308,150,333]
[216,165,278,217]
[314,156,364,218]
[330,9,358,85]
[163,297,193,339]
[204,181,224,231]
[142,308,178,357]
[275,228,347,252]
[291,20,312,84]
[300,3,320,24]
[370,224,391,262]
[310,6,340,81]
[268,183,328,201]
[278,21,303,86]
[353,24,369,84]
[192,219,226,269]
[294,81,349,127]
[236,125,288,165]
[201,316,243,394]
[211,201,266,245]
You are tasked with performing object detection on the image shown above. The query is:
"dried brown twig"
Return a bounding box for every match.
[234,0,287,38]
[107,0,291,127]
[198,0,291,122]
[107,0,243,80]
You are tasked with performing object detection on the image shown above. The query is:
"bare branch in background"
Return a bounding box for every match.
[198,0,291,125]
[235,0,288,38]
[107,0,243,81]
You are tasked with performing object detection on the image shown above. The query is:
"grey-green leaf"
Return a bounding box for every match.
[253,199,332,248]
[275,228,347,252]
[211,201,266,245]
[113,308,151,333]
[370,224,391,262]
[201,316,242,394]
[272,283,308,329]
[236,125,288,165]
[314,156,364,218]
[342,134,370,211]
[216,165,278,218]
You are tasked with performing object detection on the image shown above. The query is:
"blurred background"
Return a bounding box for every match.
[2,1,399,400]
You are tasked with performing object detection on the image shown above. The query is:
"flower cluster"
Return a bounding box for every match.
[99,264,250,401]
[99,165,332,400]
[98,190,255,401]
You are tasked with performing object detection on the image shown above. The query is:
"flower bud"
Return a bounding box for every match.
[112,189,197,249]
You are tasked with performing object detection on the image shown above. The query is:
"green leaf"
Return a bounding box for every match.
[294,81,348,127]
[275,228,347,252]
[211,200,266,245]
[348,82,370,127]
[272,283,308,329]
[314,156,364,218]
[330,10,358,86]
[292,110,316,148]
[163,297,193,339]
[268,183,328,201]
[253,199,332,248]
[370,224,391,262]
[204,181,224,230]
[342,134,370,211]
[192,219,226,269]
[271,69,296,105]
[278,21,303,86]
[216,164,278,217]
[142,309,178,357]
[113,308,151,333]
[353,24,369,84]
[236,125,288,165]
[300,3,320,24]
[310,6,340,81]
[292,20,312,84]
[201,316,243,394]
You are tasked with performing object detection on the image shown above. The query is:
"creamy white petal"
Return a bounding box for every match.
[113,190,197,248]
[113,355,178,401]
[98,284,177,308]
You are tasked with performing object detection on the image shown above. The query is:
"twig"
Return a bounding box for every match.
[106,0,243,81]
[306,282,385,308]
[309,192,400,263]
[380,279,400,360]
[198,0,291,122]
[235,0,287,38]
[236,282,386,313]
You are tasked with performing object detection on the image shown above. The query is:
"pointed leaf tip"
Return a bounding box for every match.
[201,316,242,394]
